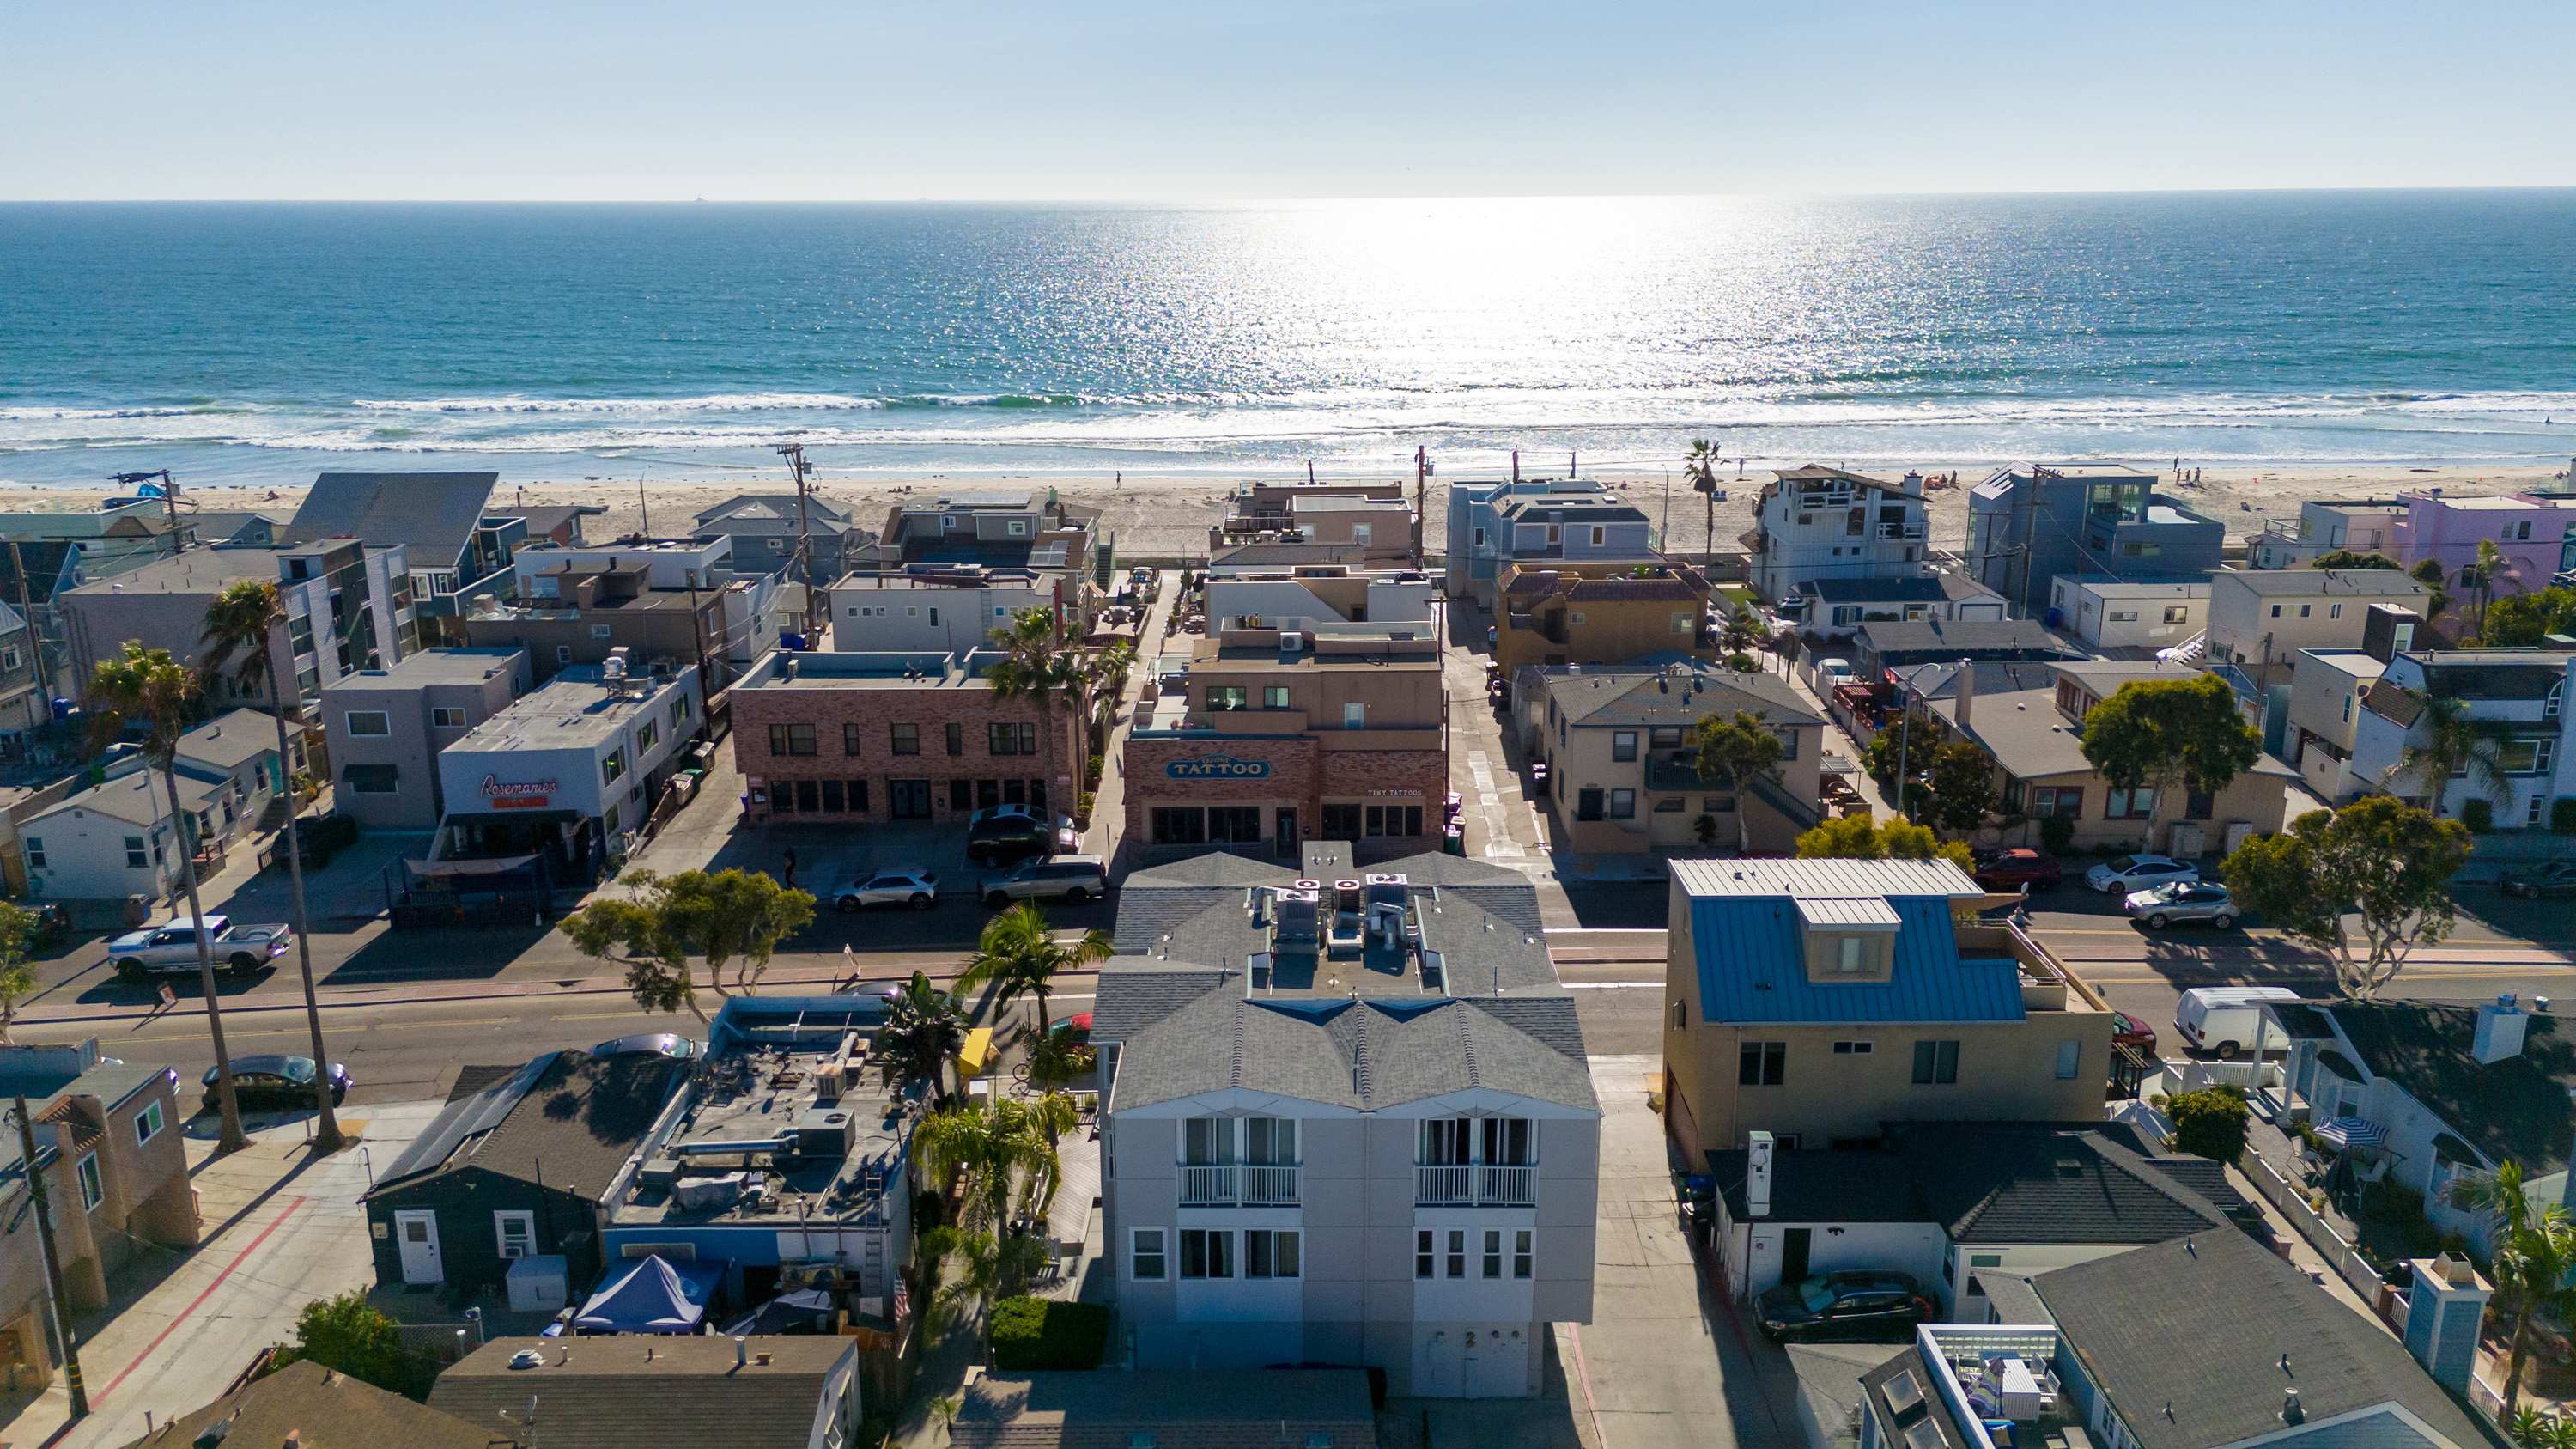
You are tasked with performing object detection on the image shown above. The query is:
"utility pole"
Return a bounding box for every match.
[773,443,819,641]
[6,539,46,718]
[1661,472,1672,552]
[12,1097,88,1422]
[112,471,182,559]
[636,472,651,540]
[1413,447,1429,569]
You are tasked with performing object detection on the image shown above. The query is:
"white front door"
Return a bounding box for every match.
[395,1210,444,1284]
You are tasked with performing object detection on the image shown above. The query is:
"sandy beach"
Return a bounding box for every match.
[6,460,2571,564]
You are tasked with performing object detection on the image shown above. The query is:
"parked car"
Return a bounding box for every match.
[1754,1271,1933,1343]
[1971,848,2062,892]
[107,915,295,979]
[964,805,1072,868]
[283,811,360,869]
[835,868,940,912]
[981,855,1109,908]
[204,1054,349,1113]
[2123,881,2240,930]
[590,1032,697,1060]
[2084,853,2198,896]
[2110,1010,2159,1056]
[2173,985,2302,1059]
[2499,861,2576,899]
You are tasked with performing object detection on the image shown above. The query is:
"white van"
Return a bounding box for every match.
[2172,986,2303,1059]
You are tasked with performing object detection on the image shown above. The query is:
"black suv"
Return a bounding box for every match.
[1754,1271,1933,1343]
[964,806,1058,868]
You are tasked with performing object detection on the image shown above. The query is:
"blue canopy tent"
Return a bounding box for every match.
[569,1254,726,1335]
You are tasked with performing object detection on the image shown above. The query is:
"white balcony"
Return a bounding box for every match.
[1416,1163,1534,1206]
[1478,1164,1536,1206]
[1243,1164,1300,1205]
[1180,1163,1236,1205]
[1180,1162,1301,1206]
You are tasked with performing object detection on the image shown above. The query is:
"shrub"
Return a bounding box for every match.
[988,1296,1111,1370]
[269,1291,440,1401]
[2461,797,2494,833]
[1725,652,1759,673]
[2167,1087,2251,1165]
[2554,797,2576,834]
[2038,816,2076,855]
[913,1190,946,1235]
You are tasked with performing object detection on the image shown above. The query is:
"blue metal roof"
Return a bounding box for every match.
[1688,893,2026,1025]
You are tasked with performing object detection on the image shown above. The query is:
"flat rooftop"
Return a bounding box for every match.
[62,545,287,595]
[445,664,692,754]
[735,648,999,691]
[2060,574,2208,598]
[323,646,526,691]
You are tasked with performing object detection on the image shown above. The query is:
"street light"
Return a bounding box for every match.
[6,1095,88,1421]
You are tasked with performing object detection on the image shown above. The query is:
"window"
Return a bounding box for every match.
[1473,527,1487,549]
[1912,1039,1960,1085]
[1482,1229,1504,1279]
[1482,1117,1533,1166]
[1343,702,1366,728]
[671,694,691,726]
[989,722,1037,755]
[768,721,818,757]
[556,644,574,665]
[1777,730,1800,761]
[2105,786,2156,820]
[1208,685,1249,711]
[2054,1039,2082,1080]
[2164,605,2190,624]
[1416,1229,1436,1279]
[1672,610,1695,635]
[1653,797,1684,813]
[1419,1117,1472,1166]
[1244,1117,1297,1165]
[1609,788,1636,819]
[1649,727,1683,749]
[1209,806,1262,843]
[428,706,467,729]
[134,1100,163,1145]
[1832,1040,1874,1056]
[343,710,390,737]
[890,723,920,755]
[2329,603,2343,619]
[847,779,869,812]
[1445,1229,1467,1278]
[343,763,399,795]
[1612,731,1639,762]
[1151,807,1206,845]
[76,1154,101,1210]
[1321,802,1360,838]
[1132,1228,1168,1280]
[1245,1230,1301,1279]
[945,722,964,757]
[1262,685,1290,709]
[601,748,626,787]
[495,1210,538,1259]
[1739,1040,1786,1087]
[1670,1000,1687,1031]
[1589,525,1607,547]
[2498,738,2556,776]
[637,720,658,754]
[2530,794,2548,827]
[22,837,41,870]
[125,835,149,869]
[1515,1230,1534,1278]
[1180,1228,1232,1279]
[2030,786,2083,819]
[2270,604,2283,618]
[2108,610,2139,623]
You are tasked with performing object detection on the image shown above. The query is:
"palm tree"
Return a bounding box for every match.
[2468,539,2506,641]
[1022,1024,1095,1093]
[2456,1161,2576,1411]
[957,904,1109,1039]
[914,1097,1061,1235]
[90,644,246,1154]
[1683,438,1721,557]
[202,579,342,1151]
[2390,694,2507,819]
[879,971,968,1105]
[987,606,1088,821]
[1720,605,1766,655]
[1084,639,1138,745]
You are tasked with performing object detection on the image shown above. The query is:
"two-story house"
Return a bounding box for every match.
[694,493,882,580]
[1493,561,1715,670]
[1966,463,2225,616]
[1747,466,1930,603]
[1520,658,1826,855]
[1445,481,1656,610]
[2202,568,2433,688]
[1093,847,1597,1397]
[2353,645,2576,830]
[2249,496,2409,569]
[2388,486,2576,594]
[2045,575,2207,654]
[1214,480,1419,565]
[876,492,1099,608]
[1661,858,2118,1161]
[1443,477,1621,604]
[829,565,1067,654]
[1794,573,2008,642]
[1204,565,1435,634]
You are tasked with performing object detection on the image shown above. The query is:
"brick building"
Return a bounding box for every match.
[1122,623,1447,861]
[730,649,1084,824]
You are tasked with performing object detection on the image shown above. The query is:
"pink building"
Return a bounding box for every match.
[2389,488,2576,595]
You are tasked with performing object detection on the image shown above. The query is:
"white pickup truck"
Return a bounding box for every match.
[106,915,295,979]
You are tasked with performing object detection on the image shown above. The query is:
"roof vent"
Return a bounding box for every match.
[2281,1387,2302,1426]
[507,1349,546,1370]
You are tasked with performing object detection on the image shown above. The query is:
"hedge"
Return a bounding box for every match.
[989,1297,1111,1371]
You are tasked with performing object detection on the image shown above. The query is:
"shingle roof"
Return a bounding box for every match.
[2360,678,2427,727]
[695,493,855,529]
[1897,1123,2226,1245]
[2323,1002,2575,1174]
[36,767,225,829]
[2032,1230,2500,1449]
[1801,575,1950,605]
[1542,661,1817,728]
[176,708,278,771]
[1114,993,1594,1113]
[0,539,77,604]
[1857,618,2081,661]
[364,1049,686,1200]
[432,1336,853,1449]
[115,1359,489,1449]
[1090,965,1232,1044]
[955,1370,1378,1449]
[285,471,499,571]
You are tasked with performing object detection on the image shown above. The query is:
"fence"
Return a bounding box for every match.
[2245,1154,2391,1304]
[393,1318,488,1368]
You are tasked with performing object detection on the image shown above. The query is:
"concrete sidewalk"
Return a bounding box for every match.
[1,1096,449,1449]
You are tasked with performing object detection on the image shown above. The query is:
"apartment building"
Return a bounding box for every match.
[2388,485,2576,593]
[828,565,1064,654]
[2202,568,2433,685]
[1123,623,1446,861]
[459,563,728,686]
[321,647,532,829]
[731,648,1081,825]
[1213,479,1418,561]
[1745,465,1930,602]
[2044,575,2206,654]
[1661,858,2118,1160]
[1965,463,2225,615]
[1093,848,1597,1397]
[694,492,881,580]
[1443,477,1620,602]
[1522,659,1825,855]
[283,471,520,629]
[876,492,1099,604]
[2354,645,2576,829]
[2249,496,2408,569]
[1204,564,1435,633]
[1493,561,1715,671]
[58,538,414,709]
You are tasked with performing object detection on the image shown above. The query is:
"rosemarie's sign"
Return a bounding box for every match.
[1164,754,1270,782]
[481,774,560,810]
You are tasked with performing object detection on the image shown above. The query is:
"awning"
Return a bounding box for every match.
[2314,1115,2390,1153]
[571,1254,725,1335]
[957,1027,995,1078]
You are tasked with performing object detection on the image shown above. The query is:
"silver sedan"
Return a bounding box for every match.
[2123,881,2239,929]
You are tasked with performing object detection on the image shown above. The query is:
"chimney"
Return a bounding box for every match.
[1900,471,1923,497]
[2474,993,2528,1064]
[1953,659,1978,733]
[2404,1254,2493,1392]
[1746,1129,1775,1219]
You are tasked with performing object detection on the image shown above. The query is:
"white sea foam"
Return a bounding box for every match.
[350,393,888,414]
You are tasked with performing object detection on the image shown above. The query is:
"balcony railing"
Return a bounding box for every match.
[1416,1163,1536,1206]
[1876,521,1928,541]
[1179,1162,1301,1206]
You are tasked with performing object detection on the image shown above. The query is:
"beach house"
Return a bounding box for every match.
[1746,465,1931,603]
[1965,463,2226,615]
[2387,486,2576,595]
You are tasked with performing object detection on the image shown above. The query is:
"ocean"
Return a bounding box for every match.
[3,192,2574,486]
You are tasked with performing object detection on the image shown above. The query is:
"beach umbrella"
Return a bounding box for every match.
[2314,1115,2388,1153]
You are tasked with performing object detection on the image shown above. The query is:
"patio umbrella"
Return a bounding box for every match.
[2314,1115,2388,1153]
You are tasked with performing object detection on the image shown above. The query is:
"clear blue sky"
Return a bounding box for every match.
[9,1,2573,200]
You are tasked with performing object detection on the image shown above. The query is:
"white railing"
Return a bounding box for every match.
[1242,1165,1300,1205]
[1417,1165,1473,1204]
[1478,1165,1536,1206]
[1180,1164,1237,1205]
